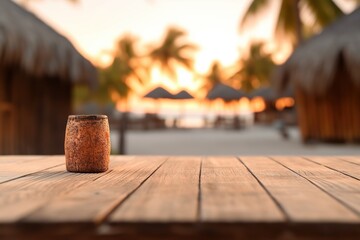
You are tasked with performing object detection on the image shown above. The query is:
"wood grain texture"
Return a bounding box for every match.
[201,157,284,222]
[0,156,123,223]
[339,156,360,166]
[1,155,360,239]
[0,156,62,183]
[23,156,166,224]
[109,156,201,222]
[305,156,360,180]
[240,156,359,222]
[273,156,360,217]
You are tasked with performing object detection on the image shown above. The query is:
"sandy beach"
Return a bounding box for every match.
[111,126,360,155]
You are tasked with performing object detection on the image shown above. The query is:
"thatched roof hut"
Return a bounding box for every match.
[275,7,360,142]
[0,0,97,154]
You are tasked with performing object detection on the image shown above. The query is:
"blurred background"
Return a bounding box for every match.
[1,0,360,155]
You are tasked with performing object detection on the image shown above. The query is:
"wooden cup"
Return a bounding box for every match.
[65,115,110,173]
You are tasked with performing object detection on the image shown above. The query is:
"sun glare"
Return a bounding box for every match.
[250,97,266,113]
[275,97,295,110]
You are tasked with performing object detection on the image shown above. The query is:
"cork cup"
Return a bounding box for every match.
[65,115,110,173]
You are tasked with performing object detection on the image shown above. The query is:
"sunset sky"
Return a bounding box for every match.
[22,0,280,71]
[20,0,356,69]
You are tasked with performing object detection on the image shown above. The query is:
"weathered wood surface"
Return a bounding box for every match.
[201,157,284,222]
[0,156,360,240]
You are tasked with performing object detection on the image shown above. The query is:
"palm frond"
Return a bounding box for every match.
[274,0,298,45]
[239,0,271,30]
[149,26,197,81]
[304,0,343,27]
[230,42,275,92]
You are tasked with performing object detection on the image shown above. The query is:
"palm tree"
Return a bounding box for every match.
[101,35,145,154]
[203,61,225,92]
[149,27,197,80]
[240,0,346,46]
[230,42,275,92]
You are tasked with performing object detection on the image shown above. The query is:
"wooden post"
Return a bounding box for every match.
[118,111,128,155]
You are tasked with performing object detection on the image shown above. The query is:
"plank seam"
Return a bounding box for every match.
[237,157,290,221]
[303,157,360,181]
[97,157,169,224]
[18,157,135,223]
[0,163,64,185]
[338,157,360,166]
[19,167,118,222]
[196,157,203,222]
[271,157,360,217]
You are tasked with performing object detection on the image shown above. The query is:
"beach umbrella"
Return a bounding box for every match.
[250,86,294,101]
[249,87,277,101]
[143,87,174,99]
[143,86,174,115]
[206,83,247,120]
[206,83,246,102]
[173,90,194,124]
[174,90,193,100]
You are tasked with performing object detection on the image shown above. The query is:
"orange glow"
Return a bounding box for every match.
[275,97,295,110]
[238,97,251,112]
[250,97,266,113]
[148,67,200,93]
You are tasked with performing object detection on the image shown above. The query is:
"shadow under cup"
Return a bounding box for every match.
[65,115,111,173]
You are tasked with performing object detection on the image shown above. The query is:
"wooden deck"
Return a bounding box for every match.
[0,156,360,239]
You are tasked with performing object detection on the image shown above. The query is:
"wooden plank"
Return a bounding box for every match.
[23,156,167,224]
[305,156,360,180]
[0,155,45,163]
[240,156,359,222]
[273,156,360,217]
[339,156,360,166]
[109,156,201,222]
[0,156,124,223]
[0,156,63,183]
[201,157,284,222]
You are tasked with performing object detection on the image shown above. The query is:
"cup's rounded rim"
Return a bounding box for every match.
[68,115,108,120]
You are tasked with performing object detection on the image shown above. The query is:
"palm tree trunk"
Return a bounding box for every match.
[118,111,128,155]
[293,0,303,45]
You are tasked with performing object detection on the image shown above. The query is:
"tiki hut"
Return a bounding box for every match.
[0,0,97,154]
[275,7,360,142]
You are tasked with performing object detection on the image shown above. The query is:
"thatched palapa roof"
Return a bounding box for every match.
[143,87,174,99]
[275,7,360,95]
[250,86,294,101]
[0,0,96,86]
[174,90,193,100]
[206,83,246,102]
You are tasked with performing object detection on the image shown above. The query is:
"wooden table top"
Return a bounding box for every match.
[0,155,360,239]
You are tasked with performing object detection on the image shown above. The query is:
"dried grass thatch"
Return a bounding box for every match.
[274,7,360,142]
[0,0,96,86]
[275,7,360,95]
